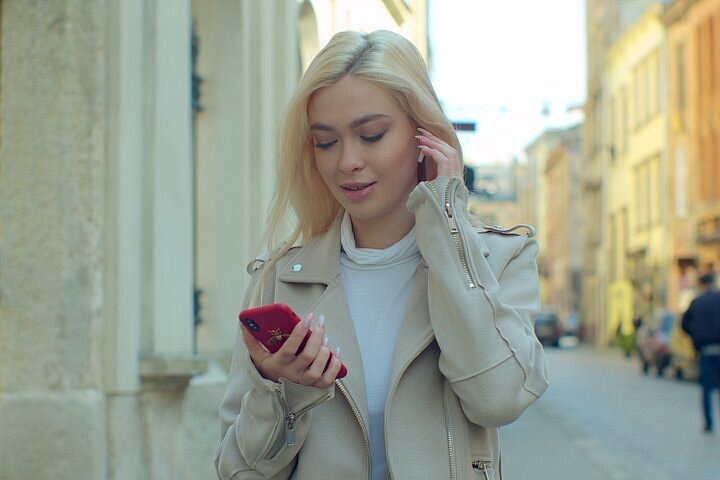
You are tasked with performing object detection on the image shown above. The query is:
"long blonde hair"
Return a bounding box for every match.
[256,30,462,294]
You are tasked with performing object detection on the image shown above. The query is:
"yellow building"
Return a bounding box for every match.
[582,0,658,344]
[604,5,669,340]
[664,0,720,313]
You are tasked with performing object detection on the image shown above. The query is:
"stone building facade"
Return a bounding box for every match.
[0,1,427,478]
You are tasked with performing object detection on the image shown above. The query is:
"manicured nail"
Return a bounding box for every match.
[323,335,329,346]
[317,314,326,327]
[416,151,425,163]
[414,134,423,139]
[335,346,342,359]
[417,127,425,132]
[303,313,314,328]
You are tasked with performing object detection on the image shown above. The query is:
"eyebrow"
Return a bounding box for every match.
[310,113,391,132]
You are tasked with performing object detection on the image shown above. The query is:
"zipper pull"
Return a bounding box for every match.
[445,203,458,233]
[286,412,296,447]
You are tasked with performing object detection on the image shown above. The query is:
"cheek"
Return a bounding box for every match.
[391,144,420,182]
[314,155,336,189]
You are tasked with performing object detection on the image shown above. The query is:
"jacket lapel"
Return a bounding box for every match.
[276,219,370,424]
[274,217,440,426]
[389,262,434,382]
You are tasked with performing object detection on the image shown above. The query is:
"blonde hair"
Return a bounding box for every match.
[254,30,462,299]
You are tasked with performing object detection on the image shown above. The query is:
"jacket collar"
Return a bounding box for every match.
[274,214,435,421]
[277,218,342,285]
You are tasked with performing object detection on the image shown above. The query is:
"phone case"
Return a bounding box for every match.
[239,303,347,378]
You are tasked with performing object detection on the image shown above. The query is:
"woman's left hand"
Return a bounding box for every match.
[416,128,463,179]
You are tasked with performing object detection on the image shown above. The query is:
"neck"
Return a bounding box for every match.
[350,213,415,249]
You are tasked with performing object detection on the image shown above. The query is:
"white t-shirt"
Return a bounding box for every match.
[339,212,421,480]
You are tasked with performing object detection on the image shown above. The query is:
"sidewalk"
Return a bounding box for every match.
[501,390,643,480]
[500,344,720,480]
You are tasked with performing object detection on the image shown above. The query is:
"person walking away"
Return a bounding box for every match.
[682,273,720,433]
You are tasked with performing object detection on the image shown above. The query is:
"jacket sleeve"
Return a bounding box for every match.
[407,176,549,427]
[214,267,335,479]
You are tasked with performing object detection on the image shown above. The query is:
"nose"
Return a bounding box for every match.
[338,144,364,174]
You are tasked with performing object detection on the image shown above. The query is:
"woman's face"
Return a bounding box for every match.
[308,75,418,238]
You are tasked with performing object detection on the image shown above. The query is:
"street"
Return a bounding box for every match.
[501,345,720,480]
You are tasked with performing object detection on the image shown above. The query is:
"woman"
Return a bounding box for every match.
[215,30,548,480]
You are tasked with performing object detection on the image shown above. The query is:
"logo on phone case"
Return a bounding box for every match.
[268,328,290,346]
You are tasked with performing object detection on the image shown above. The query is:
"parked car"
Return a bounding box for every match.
[635,311,674,376]
[534,311,561,346]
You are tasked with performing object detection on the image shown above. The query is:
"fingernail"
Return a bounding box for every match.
[414,134,423,139]
[323,335,329,346]
[417,127,425,132]
[418,145,429,150]
[317,314,326,327]
[335,346,342,359]
[303,313,313,328]
[416,151,425,163]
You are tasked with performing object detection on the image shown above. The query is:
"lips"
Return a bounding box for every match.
[340,182,375,191]
[339,182,376,201]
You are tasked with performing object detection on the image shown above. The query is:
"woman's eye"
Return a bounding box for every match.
[362,132,385,143]
[314,140,337,150]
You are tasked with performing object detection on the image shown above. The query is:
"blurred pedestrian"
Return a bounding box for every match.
[214,30,548,479]
[681,273,720,433]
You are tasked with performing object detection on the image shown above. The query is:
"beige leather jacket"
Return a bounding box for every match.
[215,177,549,480]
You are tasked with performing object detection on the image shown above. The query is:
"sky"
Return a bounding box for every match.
[428,0,587,165]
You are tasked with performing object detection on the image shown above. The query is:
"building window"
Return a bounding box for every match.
[649,49,660,118]
[676,42,686,114]
[609,96,616,163]
[621,86,629,154]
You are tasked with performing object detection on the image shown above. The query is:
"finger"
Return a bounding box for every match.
[278,312,313,360]
[418,145,451,165]
[241,325,273,374]
[418,145,462,178]
[417,127,439,139]
[416,129,461,164]
[294,314,326,369]
[416,133,453,154]
[416,135,460,165]
[318,347,343,387]
[304,337,333,385]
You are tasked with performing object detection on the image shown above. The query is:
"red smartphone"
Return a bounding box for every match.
[239,303,347,379]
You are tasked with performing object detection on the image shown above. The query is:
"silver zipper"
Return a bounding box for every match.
[443,383,457,480]
[427,178,479,288]
[336,379,372,479]
[472,460,493,480]
[275,385,331,447]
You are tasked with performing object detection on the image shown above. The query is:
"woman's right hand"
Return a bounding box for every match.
[241,313,343,388]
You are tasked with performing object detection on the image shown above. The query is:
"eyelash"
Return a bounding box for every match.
[313,132,385,150]
[362,132,385,143]
[315,140,337,150]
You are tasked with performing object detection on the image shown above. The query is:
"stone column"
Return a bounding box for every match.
[0,1,109,478]
[193,0,300,354]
